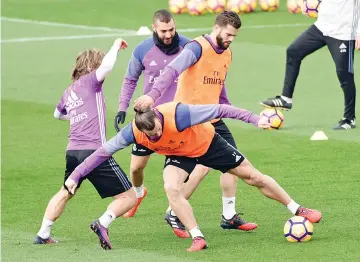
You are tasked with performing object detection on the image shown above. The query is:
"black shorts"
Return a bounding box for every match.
[164,133,245,175]
[212,120,237,148]
[131,143,154,157]
[64,150,132,198]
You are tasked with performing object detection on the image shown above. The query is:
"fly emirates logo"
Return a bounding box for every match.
[203,70,225,86]
[69,110,88,126]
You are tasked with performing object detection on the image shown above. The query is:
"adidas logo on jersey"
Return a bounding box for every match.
[66,90,83,111]
[339,43,347,53]
[149,60,157,66]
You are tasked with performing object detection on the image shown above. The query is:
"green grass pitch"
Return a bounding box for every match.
[2,0,360,261]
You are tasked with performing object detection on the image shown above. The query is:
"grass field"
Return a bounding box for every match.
[1,0,360,261]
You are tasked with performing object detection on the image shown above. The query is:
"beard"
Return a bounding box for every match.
[153,31,180,55]
[155,32,174,45]
[216,33,231,50]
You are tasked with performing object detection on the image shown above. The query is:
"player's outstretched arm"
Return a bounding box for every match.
[65,124,135,194]
[175,103,270,131]
[95,38,128,82]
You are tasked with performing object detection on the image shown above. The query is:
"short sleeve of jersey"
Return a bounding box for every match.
[81,71,104,92]
[56,89,68,115]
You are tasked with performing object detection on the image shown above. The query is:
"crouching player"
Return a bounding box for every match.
[65,102,322,252]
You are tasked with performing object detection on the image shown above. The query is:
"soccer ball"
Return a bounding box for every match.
[226,0,257,14]
[287,0,302,14]
[260,108,284,129]
[168,0,188,14]
[207,0,226,13]
[302,0,321,18]
[259,0,279,12]
[284,216,314,242]
[187,0,208,16]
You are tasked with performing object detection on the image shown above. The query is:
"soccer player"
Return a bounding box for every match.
[33,39,136,250]
[261,0,359,130]
[64,102,323,252]
[134,11,257,235]
[113,9,190,219]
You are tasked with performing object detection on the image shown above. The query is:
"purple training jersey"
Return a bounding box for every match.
[118,35,190,111]
[56,71,106,150]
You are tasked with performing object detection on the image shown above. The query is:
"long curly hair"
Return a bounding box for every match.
[71,48,105,81]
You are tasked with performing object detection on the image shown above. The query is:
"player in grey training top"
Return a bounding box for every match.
[33,39,136,251]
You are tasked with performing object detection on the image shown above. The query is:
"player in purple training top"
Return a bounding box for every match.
[33,38,136,250]
[113,9,190,221]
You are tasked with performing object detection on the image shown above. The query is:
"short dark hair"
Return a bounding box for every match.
[134,106,157,131]
[215,11,241,29]
[153,9,174,23]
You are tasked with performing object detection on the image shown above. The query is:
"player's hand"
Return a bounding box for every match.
[64,177,78,195]
[114,111,126,132]
[355,34,360,50]
[257,116,271,129]
[114,38,128,50]
[134,95,155,110]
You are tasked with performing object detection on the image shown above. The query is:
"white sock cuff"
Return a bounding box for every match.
[281,96,292,103]
[42,219,54,226]
[287,200,300,215]
[134,185,144,198]
[222,197,235,201]
[189,227,204,239]
[106,210,116,218]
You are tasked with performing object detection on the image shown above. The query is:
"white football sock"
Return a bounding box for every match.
[37,219,54,239]
[222,197,236,219]
[281,96,293,103]
[287,200,301,215]
[166,206,171,213]
[170,209,177,217]
[134,185,144,198]
[99,210,116,228]
[189,227,204,239]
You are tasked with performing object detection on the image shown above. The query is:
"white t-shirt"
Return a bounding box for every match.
[314,0,360,40]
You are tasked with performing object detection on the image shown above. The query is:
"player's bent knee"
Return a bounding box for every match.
[114,189,137,204]
[195,165,210,178]
[248,172,268,187]
[130,165,145,175]
[286,44,303,60]
[164,183,182,202]
[234,160,267,187]
[60,186,75,199]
